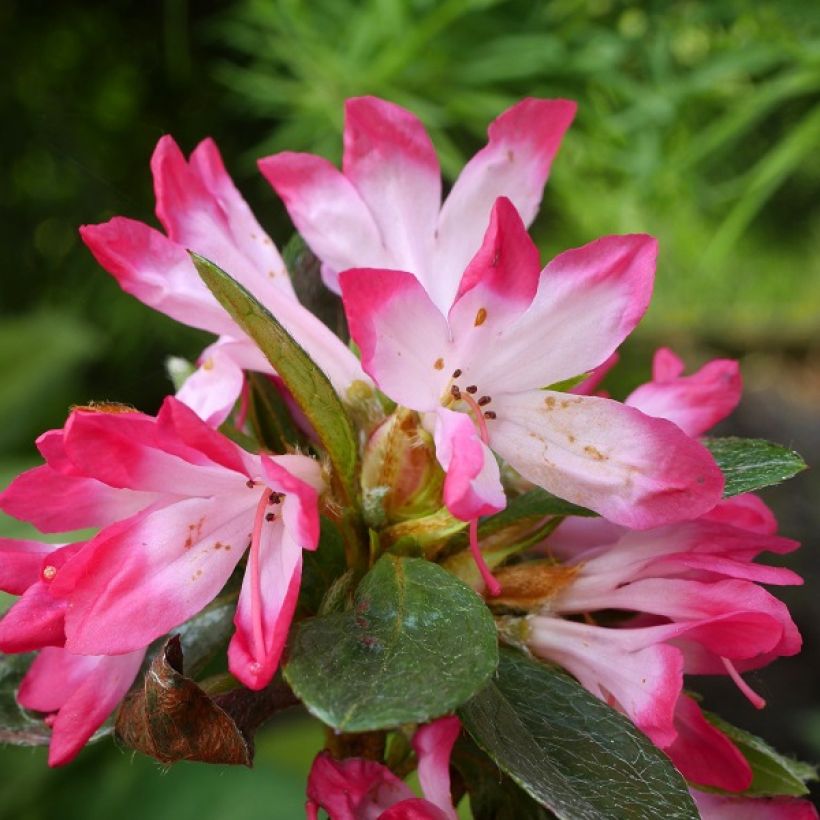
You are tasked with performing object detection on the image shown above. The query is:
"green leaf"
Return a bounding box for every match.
[703,437,807,497]
[454,736,557,819]
[459,649,698,820]
[192,253,360,508]
[284,555,498,732]
[478,489,596,540]
[0,653,51,746]
[705,712,817,797]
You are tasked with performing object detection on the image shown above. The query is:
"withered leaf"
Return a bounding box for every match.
[116,636,298,766]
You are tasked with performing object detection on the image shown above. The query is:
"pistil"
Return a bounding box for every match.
[248,488,272,665]
[720,656,766,709]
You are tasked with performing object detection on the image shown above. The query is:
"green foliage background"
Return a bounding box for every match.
[1,0,818,816]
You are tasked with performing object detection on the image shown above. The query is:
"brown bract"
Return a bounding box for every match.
[491,561,580,611]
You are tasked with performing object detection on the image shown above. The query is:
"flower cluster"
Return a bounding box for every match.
[0,97,814,818]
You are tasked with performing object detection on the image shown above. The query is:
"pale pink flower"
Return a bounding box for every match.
[260,95,576,314]
[306,717,461,820]
[80,137,368,425]
[339,197,723,549]
[0,397,323,691]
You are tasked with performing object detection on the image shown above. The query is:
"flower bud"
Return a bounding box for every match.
[361,408,444,526]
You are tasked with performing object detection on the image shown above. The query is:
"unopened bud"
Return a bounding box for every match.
[361,408,444,526]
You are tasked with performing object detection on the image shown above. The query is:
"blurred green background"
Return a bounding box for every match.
[1,0,819,816]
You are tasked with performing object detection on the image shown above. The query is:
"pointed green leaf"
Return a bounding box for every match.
[284,555,498,732]
[459,649,698,820]
[192,253,359,507]
[705,712,817,797]
[479,489,596,540]
[703,437,807,496]
[246,371,304,453]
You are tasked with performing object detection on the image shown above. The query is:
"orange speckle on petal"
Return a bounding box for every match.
[434,357,444,370]
[474,307,488,326]
[202,358,214,371]
[42,565,57,581]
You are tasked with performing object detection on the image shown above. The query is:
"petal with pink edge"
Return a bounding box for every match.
[18,646,145,767]
[189,137,295,299]
[58,497,251,654]
[458,234,657,395]
[305,752,414,820]
[435,99,576,307]
[343,97,441,283]
[447,198,541,347]
[0,582,66,652]
[626,352,742,437]
[702,494,779,535]
[527,616,683,747]
[663,695,752,792]
[412,716,461,820]
[340,268,452,411]
[434,409,505,521]
[259,152,389,291]
[80,217,238,337]
[489,391,723,529]
[0,464,161,533]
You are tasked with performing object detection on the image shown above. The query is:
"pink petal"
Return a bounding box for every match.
[460,234,657,395]
[305,751,414,820]
[343,97,441,283]
[152,136,291,311]
[435,99,576,309]
[626,352,742,436]
[0,464,160,533]
[174,337,266,427]
[664,695,752,792]
[691,790,819,820]
[571,352,620,396]
[229,521,303,690]
[447,197,541,344]
[18,646,145,766]
[57,497,251,654]
[0,581,66,652]
[0,539,62,595]
[80,217,237,337]
[340,268,452,411]
[527,616,684,747]
[434,409,505,521]
[379,800,452,820]
[262,456,322,548]
[702,494,779,535]
[652,347,685,381]
[412,716,461,820]
[62,408,246,497]
[258,152,389,290]
[189,137,295,299]
[489,391,724,529]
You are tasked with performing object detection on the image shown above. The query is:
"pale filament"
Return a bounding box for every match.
[721,656,766,709]
[249,488,272,664]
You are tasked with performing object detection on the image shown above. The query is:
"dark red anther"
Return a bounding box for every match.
[466,385,478,394]
[477,395,491,406]
[483,411,497,420]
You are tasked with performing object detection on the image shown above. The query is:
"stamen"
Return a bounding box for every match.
[452,368,462,378]
[265,512,276,522]
[721,656,766,709]
[235,377,251,430]
[470,519,501,597]
[248,489,272,664]
[246,479,256,488]
[477,396,491,406]
[465,385,478,394]
[450,384,462,400]
[483,411,496,420]
[461,392,490,444]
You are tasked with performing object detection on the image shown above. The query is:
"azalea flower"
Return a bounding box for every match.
[260,95,577,314]
[339,196,723,591]
[691,789,819,819]
[306,716,461,819]
[0,397,323,691]
[80,137,368,425]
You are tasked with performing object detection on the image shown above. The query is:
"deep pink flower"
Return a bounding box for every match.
[80,136,368,425]
[17,646,145,767]
[306,717,460,820]
[0,397,323,690]
[260,95,576,314]
[339,197,723,539]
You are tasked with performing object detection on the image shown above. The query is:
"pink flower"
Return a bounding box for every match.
[80,136,368,425]
[17,646,145,767]
[0,396,323,691]
[306,717,461,820]
[625,347,742,437]
[260,95,577,314]
[691,789,819,819]
[523,518,801,748]
[339,197,723,540]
